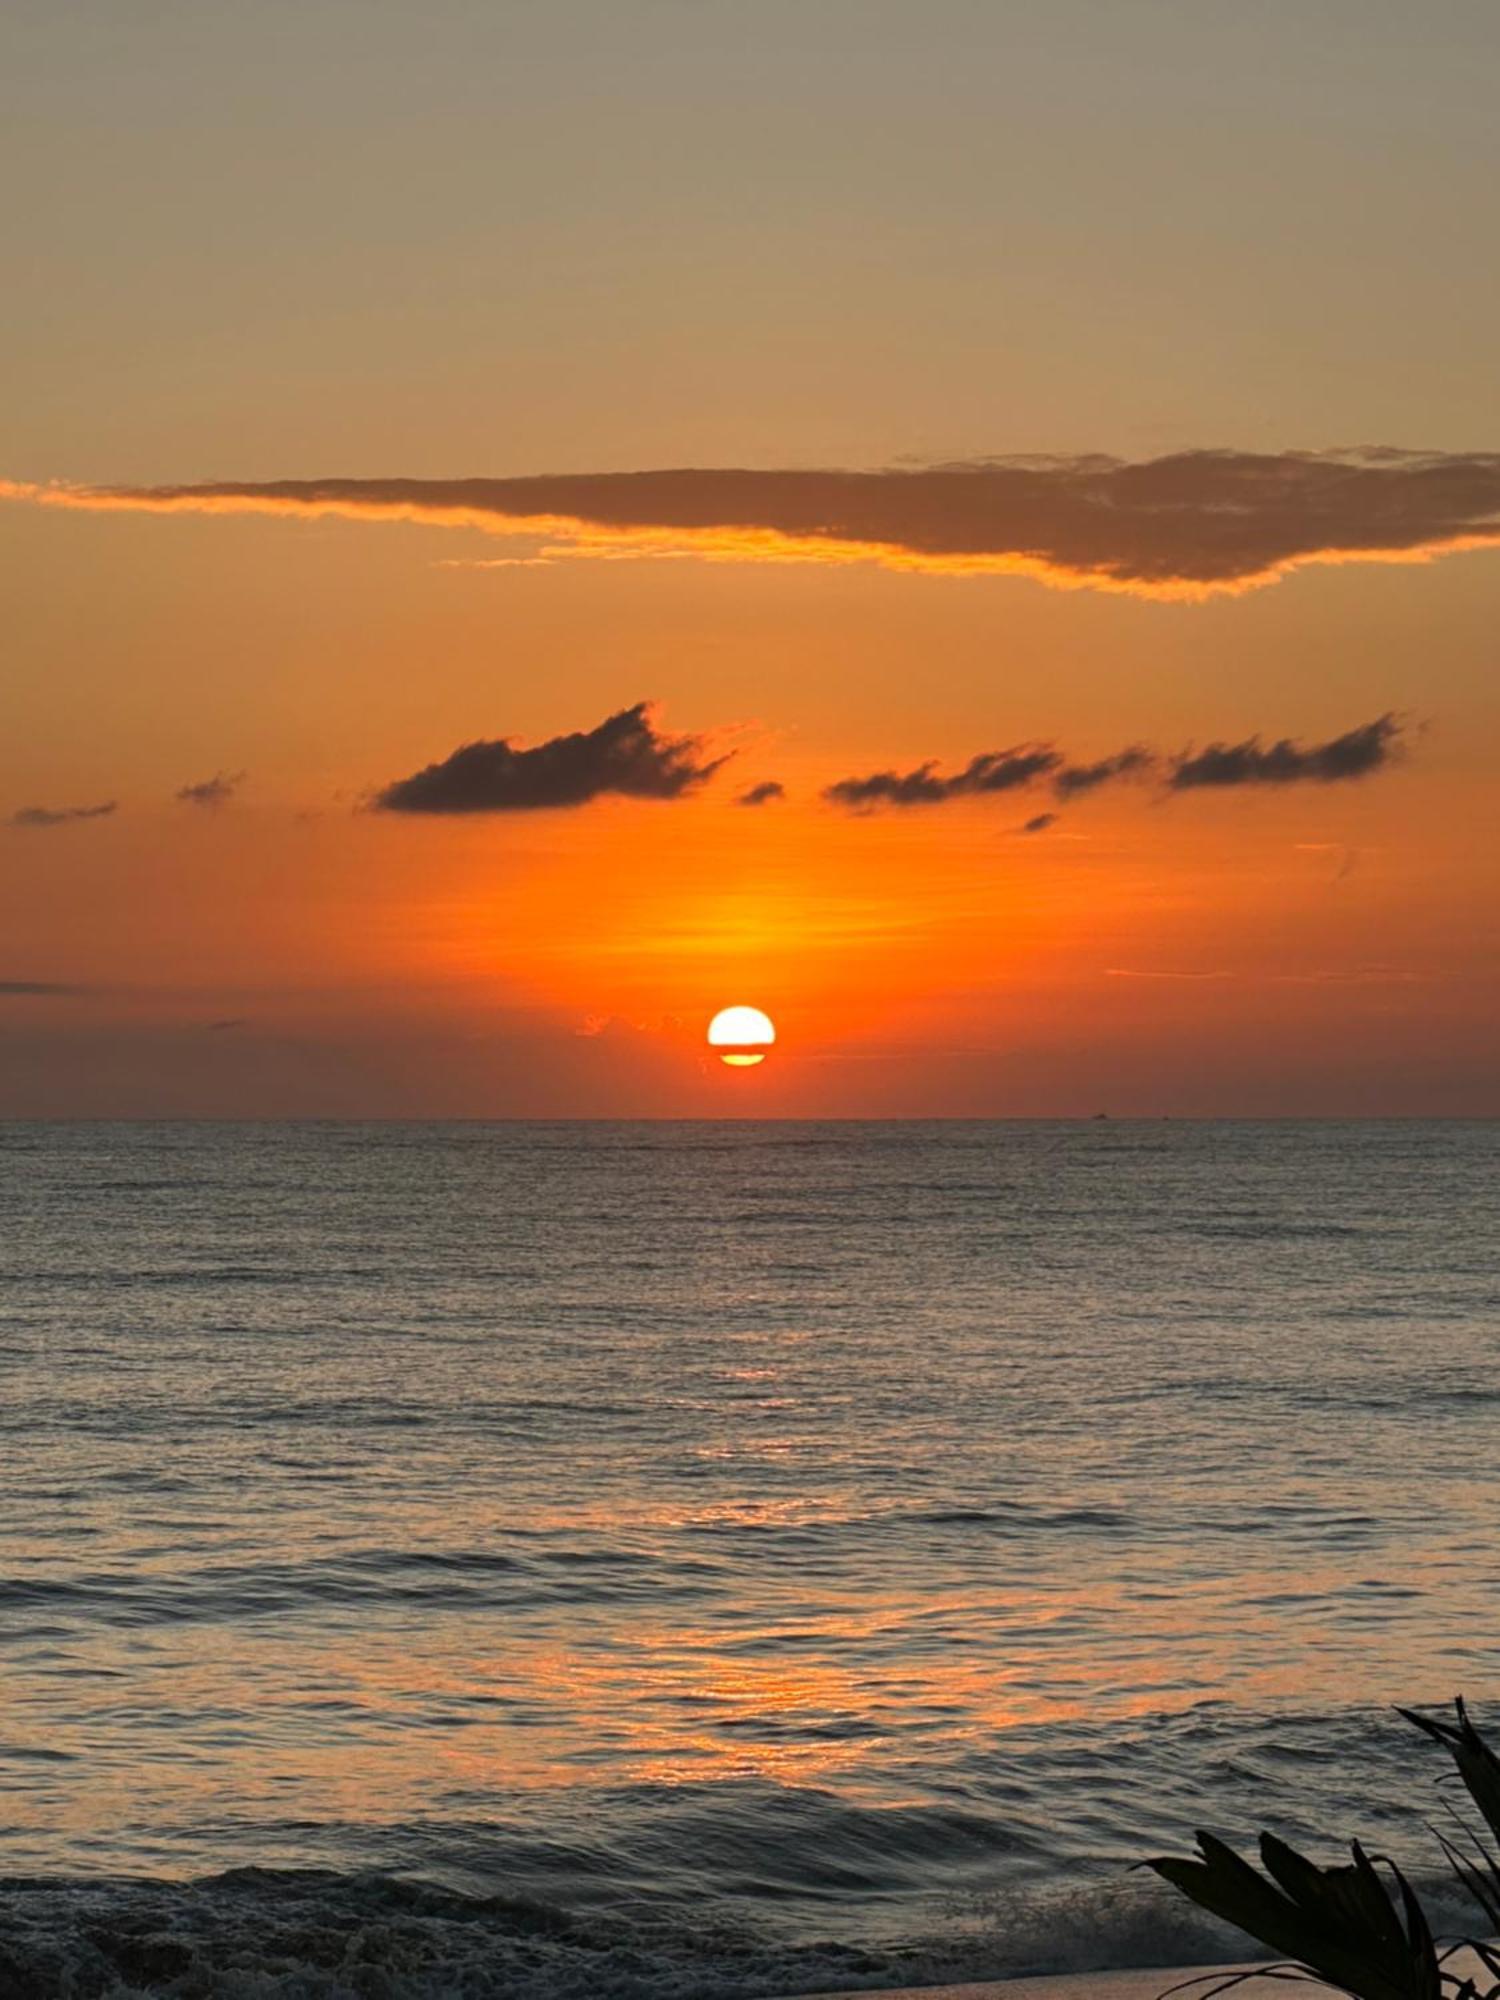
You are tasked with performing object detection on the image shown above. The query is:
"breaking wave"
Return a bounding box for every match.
[0,1865,1257,2000]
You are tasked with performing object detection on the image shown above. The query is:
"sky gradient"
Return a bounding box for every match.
[3,1,1497,1115]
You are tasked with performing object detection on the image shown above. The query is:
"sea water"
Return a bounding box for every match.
[1,1120,1497,1996]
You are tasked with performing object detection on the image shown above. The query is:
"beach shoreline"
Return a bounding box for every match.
[788,1965,1260,2000]
[791,1951,1492,2000]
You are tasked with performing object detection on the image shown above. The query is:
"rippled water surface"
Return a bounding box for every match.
[1,1120,1497,1995]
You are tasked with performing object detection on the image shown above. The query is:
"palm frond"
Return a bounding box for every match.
[1146,1833,1442,2000]
[1400,1703,1500,1852]
[1148,1698,1500,2000]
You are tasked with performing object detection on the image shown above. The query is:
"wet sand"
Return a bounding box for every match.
[792,1952,1484,2000]
[790,1964,1261,2000]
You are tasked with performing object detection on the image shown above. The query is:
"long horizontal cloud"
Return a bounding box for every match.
[373,702,728,813]
[827,716,1403,810]
[7,449,1500,597]
[9,800,117,828]
[1167,714,1400,789]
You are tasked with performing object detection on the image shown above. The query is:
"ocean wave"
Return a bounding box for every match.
[0,1865,1255,1999]
[0,1546,725,1624]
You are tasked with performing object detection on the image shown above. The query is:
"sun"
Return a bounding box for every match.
[707,1005,776,1068]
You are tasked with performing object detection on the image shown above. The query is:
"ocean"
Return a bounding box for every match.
[2,1119,1497,1997]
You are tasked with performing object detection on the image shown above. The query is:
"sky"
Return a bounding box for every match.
[2,0,1498,1116]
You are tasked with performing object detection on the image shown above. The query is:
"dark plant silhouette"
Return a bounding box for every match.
[1146,1701,1500,2000]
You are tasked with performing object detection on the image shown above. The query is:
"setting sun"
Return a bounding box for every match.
[707,1005,776,1067]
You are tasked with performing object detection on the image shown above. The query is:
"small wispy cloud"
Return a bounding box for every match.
[1053,747,1155,797]
[1105,967,1236,982]
[8,800,117,829]
[1296,842,1363,881]
[176,770,245,809]
[736,780,786,807]
[1105,963,1435,986]
[824,746,1060,810]
[373,701,730,814]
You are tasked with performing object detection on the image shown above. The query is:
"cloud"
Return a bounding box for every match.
[1297,841,1362,882]
[373,701,729,814]
[0,980,87,995]
[8,448,1500,598]
[825,745,1060,810]
[736,780,786,806]
[826,716,1405,814]
[8,800,117,828]
[176,770,245,809]
[1053,746,1155,797]
[1167,714,1401,790]
[1106,962,1433,986]
[1106,967,1235,981]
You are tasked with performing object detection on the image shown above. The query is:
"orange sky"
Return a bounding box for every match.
[2,4,1498,1115]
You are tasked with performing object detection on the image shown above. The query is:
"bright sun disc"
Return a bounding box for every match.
[707,1005,776,1068]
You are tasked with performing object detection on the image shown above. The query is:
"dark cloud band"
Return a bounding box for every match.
[826,717,1403,811]
[1167,715,1401,789]
[8,448,1500,597]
